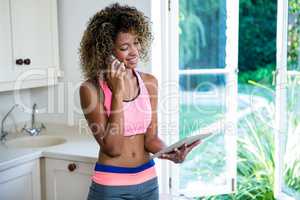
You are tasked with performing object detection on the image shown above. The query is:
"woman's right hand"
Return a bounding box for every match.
[106,58,126,96]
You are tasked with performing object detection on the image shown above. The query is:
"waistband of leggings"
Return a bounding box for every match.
[94,159,155,173]
[92,159,157,186]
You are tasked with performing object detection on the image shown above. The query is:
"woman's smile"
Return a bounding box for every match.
[126,56,138,64]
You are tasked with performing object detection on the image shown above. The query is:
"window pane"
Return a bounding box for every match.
[287,0,300,71]
[284,75,300,197]
[284,0,300,197]
[179,74,227,191]
[179,0,226,69]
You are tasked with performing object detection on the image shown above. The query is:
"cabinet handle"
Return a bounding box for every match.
[68,163,77,172]
[16,59,23,65]
[24,58,31,65]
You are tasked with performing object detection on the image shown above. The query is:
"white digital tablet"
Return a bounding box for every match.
[150,119,225,159]
[150,133,212,159]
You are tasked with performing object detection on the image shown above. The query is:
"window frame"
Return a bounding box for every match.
[153,0,239,197]
[150,0,170,195]
[152,0,300,198]
[275,0,300,199]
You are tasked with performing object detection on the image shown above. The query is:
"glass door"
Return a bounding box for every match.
[167,0,239,198]
[275,0,300,199]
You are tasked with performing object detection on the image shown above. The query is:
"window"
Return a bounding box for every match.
[151,0,239,198]
[275,0,300,199]
[152,0,300,199]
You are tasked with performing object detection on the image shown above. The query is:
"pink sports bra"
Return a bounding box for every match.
[99,68,152,137]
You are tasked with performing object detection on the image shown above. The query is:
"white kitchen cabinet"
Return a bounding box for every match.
[0,0,61,92]
[0,159,41,200]
[0,0,14,82]
[43,158,94,200]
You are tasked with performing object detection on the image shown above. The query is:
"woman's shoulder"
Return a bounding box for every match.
[137,71,158,95]
[80,78,104,102]
[80,78,98,92]
[138,71,158,86]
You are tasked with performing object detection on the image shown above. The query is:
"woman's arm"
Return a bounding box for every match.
[142,73,167,153]
[79,81,124,157]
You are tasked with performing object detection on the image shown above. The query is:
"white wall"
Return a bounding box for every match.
[0,90,31,128]
[29,0,152,126]
[0,0,166,193]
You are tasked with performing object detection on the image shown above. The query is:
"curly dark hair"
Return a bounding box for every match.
[79,3,153,81]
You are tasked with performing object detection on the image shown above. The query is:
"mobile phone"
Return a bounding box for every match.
[106,54,121,70]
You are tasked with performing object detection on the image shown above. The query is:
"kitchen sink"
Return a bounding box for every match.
[6,135,67,148]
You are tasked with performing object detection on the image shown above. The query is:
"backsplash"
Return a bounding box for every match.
[0,90,31,127]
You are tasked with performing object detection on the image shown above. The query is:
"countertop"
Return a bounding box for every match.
[0,122,99,171]
[0,122,177,199]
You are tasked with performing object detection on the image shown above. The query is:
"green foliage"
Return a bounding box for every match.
[288,0,300,70]
[178,0,300,198]
[284,1,300,193]
[238,63,275,89]
[285,164,300,192]
[284,75,300,194]
[238,0,277,73]
[238,0,300,83]
[179,0,278,86]
[235,110,275,200]
[199,79,300,199]
[199,106,276,200]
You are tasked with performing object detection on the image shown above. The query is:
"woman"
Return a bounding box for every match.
[79,3,201,200]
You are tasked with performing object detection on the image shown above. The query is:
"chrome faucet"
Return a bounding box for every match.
[22,103,46,136]
[1,104,23,142]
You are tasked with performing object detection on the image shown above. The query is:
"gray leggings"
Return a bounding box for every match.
[86,177,159,200]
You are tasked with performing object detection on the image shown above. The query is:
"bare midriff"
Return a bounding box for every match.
[97,133,151,167]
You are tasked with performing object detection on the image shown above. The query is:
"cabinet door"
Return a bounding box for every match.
[10,0,58,79]
[0,0,59,91]
[0,159,41,200]
[0,0,15,82]
[44,158,94,200]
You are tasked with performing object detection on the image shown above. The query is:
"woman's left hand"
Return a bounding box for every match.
[159,140,201,164]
